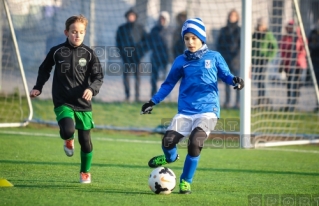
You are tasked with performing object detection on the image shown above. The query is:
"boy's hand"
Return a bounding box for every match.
[82,89,93,101]
[140,100,155,115]
[30,89,41,98]
[233,76,244,90]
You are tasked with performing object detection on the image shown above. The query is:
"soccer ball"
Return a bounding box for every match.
[148,167,176,194]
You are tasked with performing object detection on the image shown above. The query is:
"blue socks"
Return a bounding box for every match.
[162,145,178,162]
[180,154,200,183]
[162,146,200,183]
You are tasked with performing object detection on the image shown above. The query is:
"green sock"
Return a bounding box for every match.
[80,151,93,173]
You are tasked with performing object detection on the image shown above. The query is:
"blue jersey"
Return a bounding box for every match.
[151,50,235,117]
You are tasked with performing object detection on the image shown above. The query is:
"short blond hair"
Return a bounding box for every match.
[65,14,88,31]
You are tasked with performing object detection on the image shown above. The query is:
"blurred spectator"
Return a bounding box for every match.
[216,9,241,109]
[148,11,171,97]
[308,19,319,111]
[280,20,307,112]
[172,11,187,59]
[252,17,278,106]
[116,8,148,102]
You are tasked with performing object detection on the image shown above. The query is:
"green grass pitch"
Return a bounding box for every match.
[0,125,318,206]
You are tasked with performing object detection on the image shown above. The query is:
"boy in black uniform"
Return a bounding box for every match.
[30,15,103,183]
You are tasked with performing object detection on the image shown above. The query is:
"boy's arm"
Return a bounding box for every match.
[216,53,244,90]
[216,53,235,85]
[33,49,55,94]
[88,54,104,96]
[151,58,183,104]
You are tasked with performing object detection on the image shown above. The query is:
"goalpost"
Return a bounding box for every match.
[0,0,33,127]
[240,0,252,148]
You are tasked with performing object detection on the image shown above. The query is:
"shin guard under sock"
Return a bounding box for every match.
[80,150,93,173]
[162,145,178,162]
[180,154,200,183]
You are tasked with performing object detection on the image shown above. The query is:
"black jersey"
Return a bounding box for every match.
[33,40,104,111]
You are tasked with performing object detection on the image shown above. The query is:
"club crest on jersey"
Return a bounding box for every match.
[79,58,87,67]
[205,60,211,69]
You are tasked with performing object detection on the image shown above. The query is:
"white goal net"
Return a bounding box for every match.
[250,0,319,147]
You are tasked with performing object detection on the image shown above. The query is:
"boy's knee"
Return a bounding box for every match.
[60,128,75,140]
[188,127,207,157]
[162,130,184,149]
[58,118,75,140]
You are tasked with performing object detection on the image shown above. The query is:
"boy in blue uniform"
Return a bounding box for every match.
[141,18,244,194]
[30,15,103,184]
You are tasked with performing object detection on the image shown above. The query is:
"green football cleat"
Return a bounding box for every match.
[148,154,179,168]
[179,179,191,194]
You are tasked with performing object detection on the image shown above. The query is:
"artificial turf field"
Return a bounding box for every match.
[0,125,318,206]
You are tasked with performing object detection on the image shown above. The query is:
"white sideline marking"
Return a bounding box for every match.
[0,130,160,144]
[257,148,319,154]
[95,137,159,144]
[0,131,318,152]
[0,130,58,137]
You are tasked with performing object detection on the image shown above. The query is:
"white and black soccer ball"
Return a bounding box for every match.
[148,167,176,194]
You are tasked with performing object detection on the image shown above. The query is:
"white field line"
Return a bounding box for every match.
[0,130,58,137]
[0,130,160,144]
[1,131,319,153]
[257,148,319,154]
